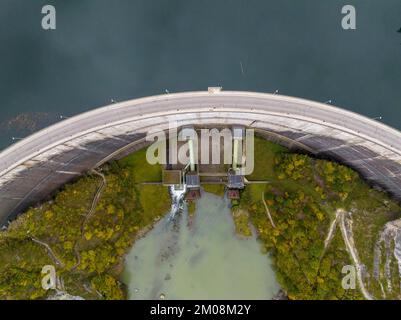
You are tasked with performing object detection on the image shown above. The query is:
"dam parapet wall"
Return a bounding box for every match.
[1,90,401,225]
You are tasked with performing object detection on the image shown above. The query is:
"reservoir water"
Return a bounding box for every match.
[123,191,279,300]
[1,0,401,150]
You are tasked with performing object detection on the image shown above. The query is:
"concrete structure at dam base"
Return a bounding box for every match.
[1,89,401,226]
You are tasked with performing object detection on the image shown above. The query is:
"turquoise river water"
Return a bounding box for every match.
[122,191,280,300]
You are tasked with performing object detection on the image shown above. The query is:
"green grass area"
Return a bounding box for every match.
[202,184,226,197]
[118,148,162,182]
[246,137,288,181]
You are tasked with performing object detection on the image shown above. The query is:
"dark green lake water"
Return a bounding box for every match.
[0,0,400,149]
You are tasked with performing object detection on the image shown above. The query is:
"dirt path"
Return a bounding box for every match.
[71,169,106,271]
[31,236,65,268]
[337,209,374,300]
[262,192,276,229]
[320,209,374,300]
[323,210,340,250]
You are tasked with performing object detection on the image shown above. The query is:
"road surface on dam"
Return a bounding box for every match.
[1,90,401,224]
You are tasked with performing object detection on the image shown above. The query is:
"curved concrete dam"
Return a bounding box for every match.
[1,89,401,225]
